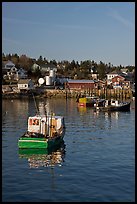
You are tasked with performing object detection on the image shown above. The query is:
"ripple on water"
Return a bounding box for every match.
[2,99,135,202]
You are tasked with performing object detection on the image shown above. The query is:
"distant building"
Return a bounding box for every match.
[31,63,40,72]
[107,72,118,81]
[122,81,131,89]
[31,63,57,77]
[4,60,15,69]
[17,68,28,79]
[97,80,106,89]
[66,79,96,90]
[90,66,99,80]
[111,75,125,89]
[111,75,130,89]
[111,75,125,85]
[18,79,34,91]
[40,63,57,76]
[3,66,28,81]
[120,68,128,75]
[91,73,99,80]
[106,70,121,85]
[2,60,15,75]
[7,66,18,80]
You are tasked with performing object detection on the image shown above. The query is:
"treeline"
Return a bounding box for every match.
[2,53,135,80]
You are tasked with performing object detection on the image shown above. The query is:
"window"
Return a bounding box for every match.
[32,119,39,125]
[29,119,32,125]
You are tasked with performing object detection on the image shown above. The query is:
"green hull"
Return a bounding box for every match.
[18,136,64,149]
[19,148,49,155]
[19,140,65,155]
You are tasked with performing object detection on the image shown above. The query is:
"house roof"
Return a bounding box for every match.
[40,63,57,69]
[67,79,95,83]
[112,75,125,80]
[113,75,125,79]
[107,70,121,75]
[3,60,15,66]
[18,79,32,84]
[2,60,15,69]
[121,68,128,73]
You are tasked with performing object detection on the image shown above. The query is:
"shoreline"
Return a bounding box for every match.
[2,88,134,100]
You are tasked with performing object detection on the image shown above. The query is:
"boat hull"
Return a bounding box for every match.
[78,102,94,107]
[97,102,130,112]
[78,97,105,108]
[19,140,65,155]
[18,133,65,149]
[18,137,48,149]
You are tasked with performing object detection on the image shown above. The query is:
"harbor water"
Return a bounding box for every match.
[2,98,135,202]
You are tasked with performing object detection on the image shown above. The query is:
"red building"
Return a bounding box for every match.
[111,75,130,89]
[66,79,96,89]
[112,75,125,86]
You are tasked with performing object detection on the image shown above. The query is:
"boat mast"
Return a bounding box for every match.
[39,102,46,116]
[32,93,39,115]
[50,112,53,137]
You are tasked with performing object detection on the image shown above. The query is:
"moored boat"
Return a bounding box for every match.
[77,96,105,107]
[18,103,65,149]
[96,99,131,112]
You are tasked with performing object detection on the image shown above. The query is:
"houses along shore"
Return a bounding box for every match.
[2,60,135,100]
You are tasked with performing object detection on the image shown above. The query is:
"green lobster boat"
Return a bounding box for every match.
[18,106,65,149]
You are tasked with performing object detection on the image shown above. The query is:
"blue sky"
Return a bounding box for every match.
[2,2,135,66]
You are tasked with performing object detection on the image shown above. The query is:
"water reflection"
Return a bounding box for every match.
[77,106,121,131]
[78,106,120,119]
[77,106,87,114]
[104,111,119,120]
[18,142,66,168]
[2,99,29,124]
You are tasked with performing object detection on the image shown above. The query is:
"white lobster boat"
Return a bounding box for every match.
[18,103,65,149]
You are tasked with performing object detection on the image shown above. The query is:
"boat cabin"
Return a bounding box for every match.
[27,115,64,137]
[105,99,119,107]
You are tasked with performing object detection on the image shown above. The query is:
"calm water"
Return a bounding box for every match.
[2,98,135,202]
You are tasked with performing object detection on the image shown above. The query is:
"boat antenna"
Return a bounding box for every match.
[32,92,39,115]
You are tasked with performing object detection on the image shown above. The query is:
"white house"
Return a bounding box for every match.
[18,79,34,90]
[4,66,28,81]
[120,68,128,75]
[91,73,99,80]
[6,67,18,80]
[4,60,15,69]
[106,71,120,85]
[2,60,15,75]
[40,63,57,75]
